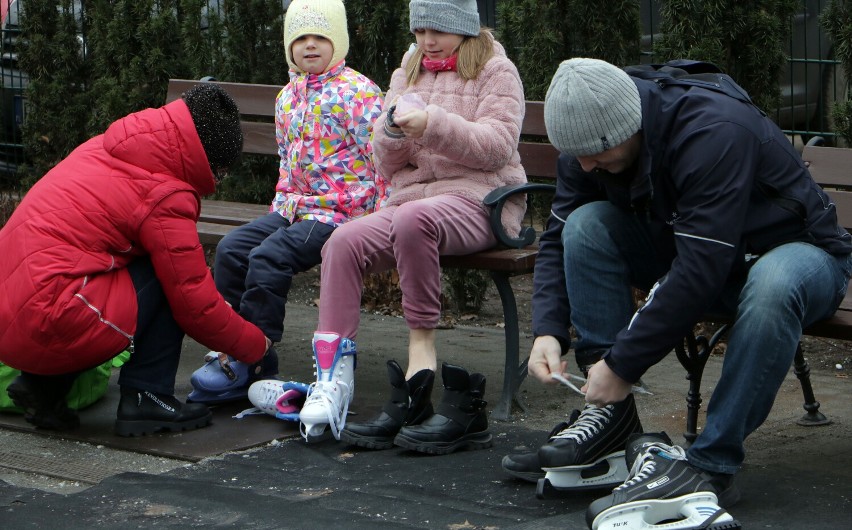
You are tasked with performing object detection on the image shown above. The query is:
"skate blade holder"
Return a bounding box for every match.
[591,492,742,530]
[536,450,630,499]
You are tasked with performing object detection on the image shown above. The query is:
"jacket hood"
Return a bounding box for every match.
[102,99,215,196]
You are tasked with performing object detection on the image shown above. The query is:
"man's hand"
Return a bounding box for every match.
[393,109,428,138]
[582,360,632,406]
[528,335,566,384]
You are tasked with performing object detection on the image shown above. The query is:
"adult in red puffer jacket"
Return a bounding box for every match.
[0,84,272,436]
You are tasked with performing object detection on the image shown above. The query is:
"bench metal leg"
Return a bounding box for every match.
[488,270,528,421]
[674,324,729,444]
[793,343,831,427]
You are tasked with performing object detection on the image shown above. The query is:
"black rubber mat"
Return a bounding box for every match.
[4,423,852,529]
[0,424,593,529]
[0,376,299,461]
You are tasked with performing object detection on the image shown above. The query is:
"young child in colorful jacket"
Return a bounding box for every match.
[187,0,386,405]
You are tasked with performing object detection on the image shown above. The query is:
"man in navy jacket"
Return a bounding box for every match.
[505,58,852,525]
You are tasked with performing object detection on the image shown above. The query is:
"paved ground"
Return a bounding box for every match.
[1,295,851,528]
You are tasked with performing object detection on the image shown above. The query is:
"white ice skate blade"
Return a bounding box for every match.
[541,450,629,490]
[592,492,741,530]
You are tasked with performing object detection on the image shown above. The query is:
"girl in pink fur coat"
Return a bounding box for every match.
[297,0,526,454]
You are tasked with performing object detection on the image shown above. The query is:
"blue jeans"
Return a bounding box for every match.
[563,201,852,474]
[214,213,334,342]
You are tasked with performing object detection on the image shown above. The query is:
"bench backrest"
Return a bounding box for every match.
[801,144,852,231]
[166,79,560,180]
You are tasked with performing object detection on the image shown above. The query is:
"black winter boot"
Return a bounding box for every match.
[115,387,213,437]
[340,360,434,449]
[7,372,80,430]
[393,362,492,455]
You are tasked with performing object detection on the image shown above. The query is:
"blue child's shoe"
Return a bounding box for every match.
[187,348,279,405]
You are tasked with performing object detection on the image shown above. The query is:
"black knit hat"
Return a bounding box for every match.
[181,83,243,168]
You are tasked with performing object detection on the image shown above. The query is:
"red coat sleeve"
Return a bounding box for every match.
[136,191,267,363]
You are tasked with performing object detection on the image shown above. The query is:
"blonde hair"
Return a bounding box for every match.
[404,28,495,86]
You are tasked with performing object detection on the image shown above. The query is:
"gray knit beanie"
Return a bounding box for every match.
[544,58,642,157]
[182,83,243,168]
[409,0,480,37]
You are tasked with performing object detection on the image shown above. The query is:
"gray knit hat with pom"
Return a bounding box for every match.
[544,58,642,156]
[181,83,243,168]
[409,0,480,37]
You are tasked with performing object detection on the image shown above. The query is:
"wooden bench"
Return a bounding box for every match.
[674,139,852,441]
[168,78,848,434]
[166,79,552,421]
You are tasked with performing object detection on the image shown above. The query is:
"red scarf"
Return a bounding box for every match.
[422,54,458,72]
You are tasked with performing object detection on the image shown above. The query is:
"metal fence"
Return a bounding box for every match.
[0,0,845,182]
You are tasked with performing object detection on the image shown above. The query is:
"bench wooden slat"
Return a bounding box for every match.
[805,310,852,341]
[803,144,852,190]
[243,122,277,155]
[196,222,235,246]
[518,142,560,180]
[827,191,852,231]
[166,79,283,117]
[440,246,538,272]
[520,101,546,136]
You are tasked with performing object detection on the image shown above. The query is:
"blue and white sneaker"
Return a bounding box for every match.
[246,379,309,421]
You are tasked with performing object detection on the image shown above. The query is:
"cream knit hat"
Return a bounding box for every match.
[544,58,642,156]
[409,0,480,37]
[284,0,349,73]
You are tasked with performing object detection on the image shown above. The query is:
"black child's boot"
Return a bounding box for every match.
[393,362,493,455]
[115,387,213,437]
[340,360,434,449]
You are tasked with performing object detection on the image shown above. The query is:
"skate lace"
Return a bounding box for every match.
[615,442,687,491]
[551,405,613,443]
[300,380,352,439]
[300,358,353,440]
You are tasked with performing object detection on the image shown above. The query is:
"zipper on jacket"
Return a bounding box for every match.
[74,291,135,355]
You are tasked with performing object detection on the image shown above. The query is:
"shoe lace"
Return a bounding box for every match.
[551,405,613,443]
[256,383,281,408]
[615,442,687,491]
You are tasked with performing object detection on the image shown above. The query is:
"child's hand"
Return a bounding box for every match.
[393,109,428,138]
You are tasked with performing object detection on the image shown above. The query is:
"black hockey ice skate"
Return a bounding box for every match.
[536,394,643,497]
[586,432,742,530]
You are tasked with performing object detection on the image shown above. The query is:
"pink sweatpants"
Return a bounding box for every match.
[317,195,496,338]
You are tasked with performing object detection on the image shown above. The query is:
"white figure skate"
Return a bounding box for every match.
[298,331,356,442]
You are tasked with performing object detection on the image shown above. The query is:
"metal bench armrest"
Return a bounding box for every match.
[483,183,556,248]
